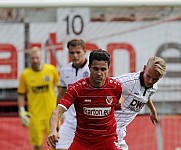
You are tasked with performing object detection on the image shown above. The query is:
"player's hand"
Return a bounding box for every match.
[115,96,124,110]
[150,112,158,125]
[47,131,59,148]
[19,111,32,127]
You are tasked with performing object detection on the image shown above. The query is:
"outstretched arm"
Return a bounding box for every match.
[57,87,66,104]
[47,105,66,148]
[56,87,67,126]
[146,99,158,125]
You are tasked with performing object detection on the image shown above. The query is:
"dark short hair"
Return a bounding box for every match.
[67,38,85,49]
[89,49,110,67]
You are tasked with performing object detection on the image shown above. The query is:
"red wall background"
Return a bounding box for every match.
[0,115,181,150]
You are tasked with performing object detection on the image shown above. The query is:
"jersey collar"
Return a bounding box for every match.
[72,59,87,69]
[139,72,145,86]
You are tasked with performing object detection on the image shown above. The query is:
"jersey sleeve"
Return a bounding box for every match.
[116,81,122,100]
[58,83,77,109]
[59,67,67,88]
[110,77,122,101]
[148,84,158,100]
[148,91,156,100]
[114,75,129,98]
[52,65,60,87]
[17,72,27,94]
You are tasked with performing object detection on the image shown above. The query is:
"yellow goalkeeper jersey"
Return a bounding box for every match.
[18,64,60,119]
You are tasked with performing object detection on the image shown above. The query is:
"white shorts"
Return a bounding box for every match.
[119,139,128,150]
[56,123,75,149]
[117,128,128,150]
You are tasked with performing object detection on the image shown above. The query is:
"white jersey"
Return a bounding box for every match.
[114,72,158,132]
[60,61,90,128]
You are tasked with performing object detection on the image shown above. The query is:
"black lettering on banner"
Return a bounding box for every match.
[64,15,84,35]
[64,15,70,34]
[156,42,181,78]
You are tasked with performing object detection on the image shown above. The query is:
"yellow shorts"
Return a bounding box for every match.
[29,117,50,146]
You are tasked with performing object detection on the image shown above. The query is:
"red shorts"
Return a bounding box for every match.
[68,135,121,150]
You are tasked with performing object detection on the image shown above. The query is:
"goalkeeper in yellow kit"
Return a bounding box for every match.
[17,47,60,150]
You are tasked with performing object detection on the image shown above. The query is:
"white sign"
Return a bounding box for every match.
[0,8,180,102]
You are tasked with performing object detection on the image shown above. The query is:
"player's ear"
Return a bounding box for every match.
[143,65,146,71]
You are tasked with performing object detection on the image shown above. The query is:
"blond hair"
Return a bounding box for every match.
[30,46,41,55]
[147,56,166,77]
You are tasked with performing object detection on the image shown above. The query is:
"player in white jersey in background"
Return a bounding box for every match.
[56,38,90,150]
[114,56,166,150]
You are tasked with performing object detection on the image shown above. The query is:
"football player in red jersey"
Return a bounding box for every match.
[47,49,123,150]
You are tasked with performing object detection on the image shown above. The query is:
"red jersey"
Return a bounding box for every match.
[59,77,122,142]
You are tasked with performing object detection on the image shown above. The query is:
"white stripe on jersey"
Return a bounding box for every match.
[114,72,158,131]
[60,61,90,128]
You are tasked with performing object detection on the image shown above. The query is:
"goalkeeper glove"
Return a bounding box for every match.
[19,107,32,127]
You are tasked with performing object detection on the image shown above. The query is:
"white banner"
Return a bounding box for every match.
[0,24,24,88]
[0,8,180,101]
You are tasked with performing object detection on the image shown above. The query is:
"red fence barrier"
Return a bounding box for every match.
[0,115,181,150]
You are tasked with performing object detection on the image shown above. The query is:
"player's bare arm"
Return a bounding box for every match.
[17,94,26,107]
[47,106,66,148]
[120,96,125,107]
[57,87,66,104]
[56,87,66,128]
[146,99,158,125]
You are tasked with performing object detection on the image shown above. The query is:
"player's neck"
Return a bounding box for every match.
[73,58,87,69]
[32,64,43,71]
[89,77,106,88]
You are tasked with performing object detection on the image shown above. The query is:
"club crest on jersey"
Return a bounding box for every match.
[83,71,89,77]
[106,96,113,104]
[44,75,50,81]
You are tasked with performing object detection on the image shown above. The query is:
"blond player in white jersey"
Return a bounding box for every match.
[56,39,89,150]
[114,56,166,150]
